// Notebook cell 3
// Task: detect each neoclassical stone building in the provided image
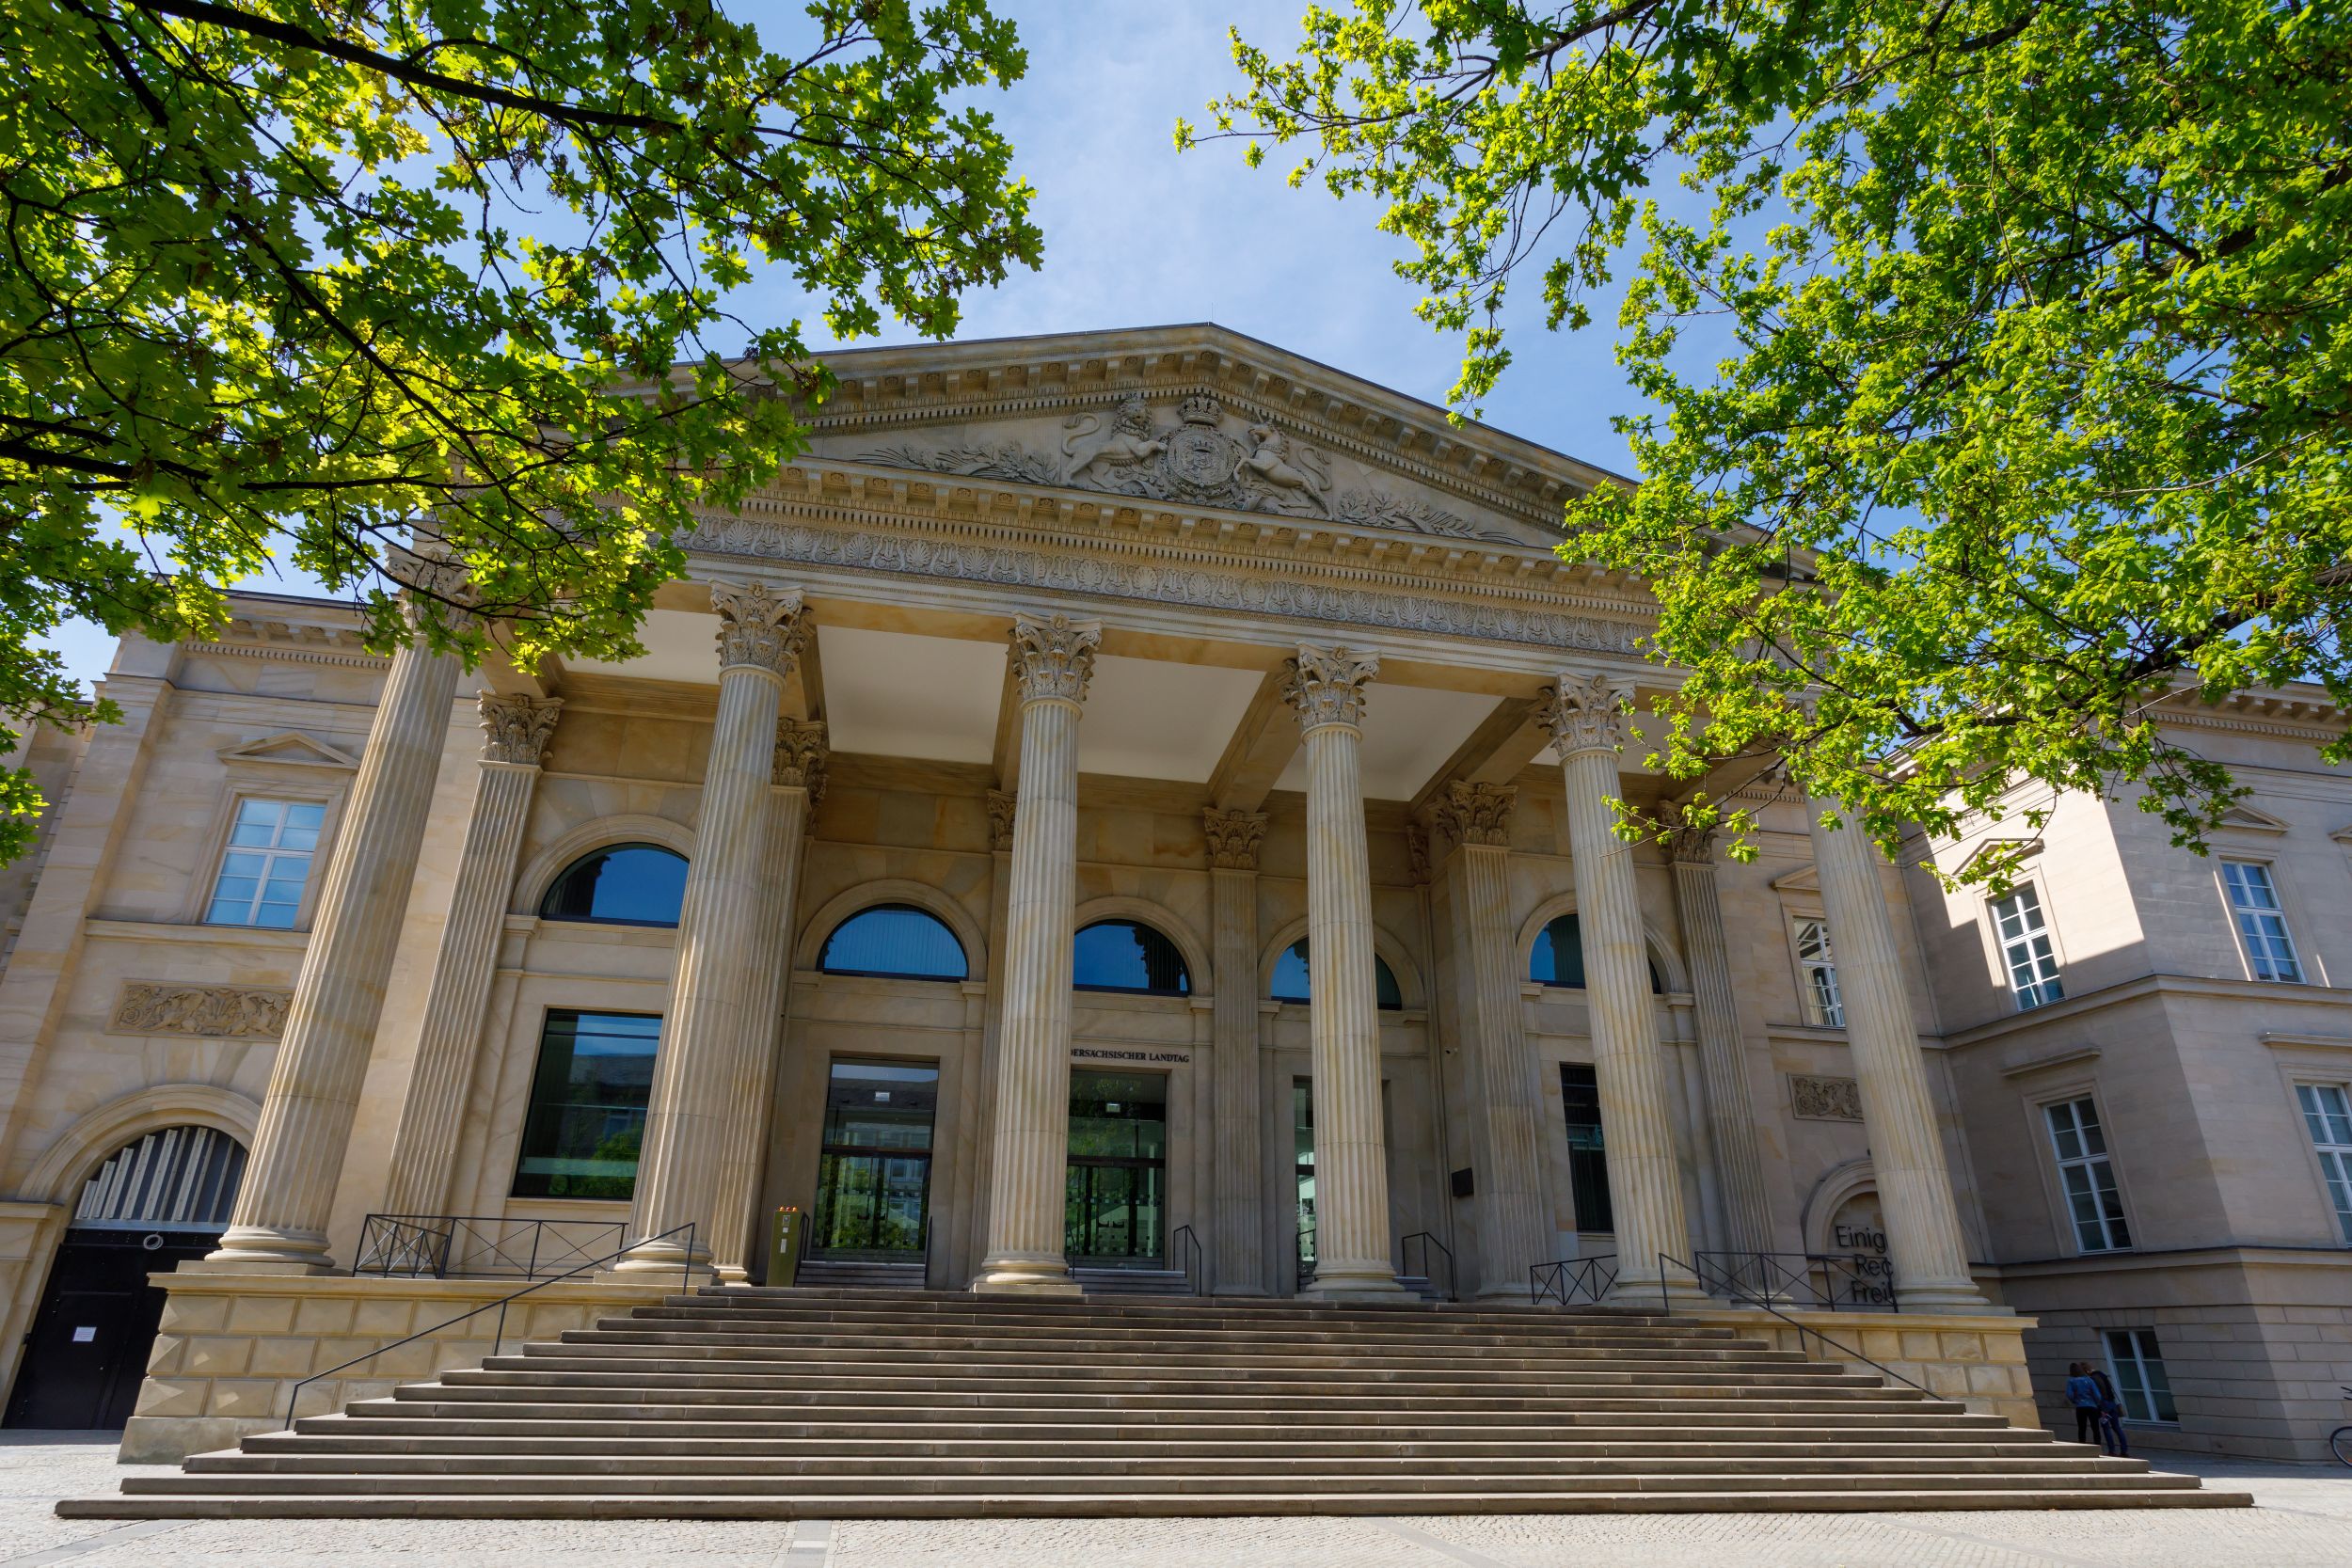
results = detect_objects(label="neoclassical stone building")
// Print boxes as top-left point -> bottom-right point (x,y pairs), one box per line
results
0,325 -> 2344,1464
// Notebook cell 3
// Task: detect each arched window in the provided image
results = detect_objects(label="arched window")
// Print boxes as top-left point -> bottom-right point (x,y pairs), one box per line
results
74,1125 -> 246,1230
1269,938 -> 1404,1011
820,904 -> 968,981
1531,913 -> 1665,994
1073,919 -> 1192,996
540,844 -> 689,927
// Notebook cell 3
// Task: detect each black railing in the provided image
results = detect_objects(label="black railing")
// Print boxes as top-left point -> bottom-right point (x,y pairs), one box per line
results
355,1213 -> 629,1282
1295,1221 -> 1315,1287
1694,1249 -> 1899,1312
1169,1224 -> 1204,1296
1669,1251 -> 1937,1399
1530,1253 -> 1618,1307
285,1222 -> 696,1427
1399,1231 -> 1455,1300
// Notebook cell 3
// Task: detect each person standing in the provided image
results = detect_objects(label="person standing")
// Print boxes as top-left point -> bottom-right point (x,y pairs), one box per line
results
2090,1365 -> 2132,1457
2064,1361 -> 2104,1447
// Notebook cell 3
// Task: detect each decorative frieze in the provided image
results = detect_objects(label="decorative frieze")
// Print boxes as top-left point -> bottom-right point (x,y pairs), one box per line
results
1536,672 -> 1632,755
683,515 -> 1650,657
111,983 -> 291,1039
1790,1073 -> 1866,1122
477,694 -> 563,766
1433,782 -> 1516,847
772,718 -> 830,800
985,789 -> 1017,851
1008,612 -> 1102,705
1280,644 -> 1379,731
711,581 -> 808,677
1202,809 -> 1268,871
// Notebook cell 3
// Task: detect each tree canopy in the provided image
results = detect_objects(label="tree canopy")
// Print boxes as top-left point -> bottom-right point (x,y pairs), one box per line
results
1190,0 -> 2352,879
0,0 -> 1039,861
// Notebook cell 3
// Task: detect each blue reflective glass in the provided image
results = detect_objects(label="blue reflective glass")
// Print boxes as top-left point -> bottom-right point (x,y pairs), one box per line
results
1073,920 -> 1191,995
1531,914 -> 1663,993
1268,938 -> 1402,1010
540,844 -> 689,927
820,904 -> 968,981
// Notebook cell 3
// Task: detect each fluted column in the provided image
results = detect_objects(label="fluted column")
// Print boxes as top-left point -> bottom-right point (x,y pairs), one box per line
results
613,583 -> 804,1275
1807,798 -> 1990,1308
1283,645 -> 1404,1299
1435,783 -> 1549,1298
381,693 -> 564,1215
209,563 -> 469,1270
709,719 -> 825,1282
972,612 -> 1101,1295
1662,806 -> 1774,1257
1537,673 -> 1705,1305
1205,809 -> 1269,1295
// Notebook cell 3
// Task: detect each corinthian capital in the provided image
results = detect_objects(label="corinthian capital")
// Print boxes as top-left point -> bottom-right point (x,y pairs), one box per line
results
711,581 -> 808,677
985,788 -> 1017,851
772,718 -> 829,800
1433,781 -> 1516,847
388,544 -> 482,632
1009,611 -> 1102,704
477,693 -> 563,766
1202,808 -> 1268,871
1536,672 -> 1632,756
1658,800 -> 1716,864
1279,644 -> 1378,730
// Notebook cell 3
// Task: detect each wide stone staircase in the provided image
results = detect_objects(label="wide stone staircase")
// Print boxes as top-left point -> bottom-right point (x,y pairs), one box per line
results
63,1288 -> 2248,1518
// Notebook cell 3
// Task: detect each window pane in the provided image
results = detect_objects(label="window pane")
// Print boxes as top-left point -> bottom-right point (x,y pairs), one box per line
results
513,1010 -> 661,1199
819,904 -> 968,980
540,844 -> 691,927
1560,1063 -> 1613,1233
1270,939 -> 1403,1011
251,900 -> 299,929
1072,920 -> 1190,995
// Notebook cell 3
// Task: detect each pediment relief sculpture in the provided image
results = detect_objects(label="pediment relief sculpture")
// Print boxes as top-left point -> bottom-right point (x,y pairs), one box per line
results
858,391 -> 1526,545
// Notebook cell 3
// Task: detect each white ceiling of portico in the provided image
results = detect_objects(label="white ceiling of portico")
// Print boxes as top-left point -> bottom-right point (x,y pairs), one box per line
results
1274,684 -> 1502,801
818,625 -> 1006,764
564,609 -> 720,685
1075,655 -> 1264,784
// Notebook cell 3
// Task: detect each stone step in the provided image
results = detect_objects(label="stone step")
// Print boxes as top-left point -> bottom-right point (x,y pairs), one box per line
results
188,1451 -> 2146,1480
647,1291 -> 1687,1331
373,1386 -> 1942,1417
567,1322 -> 1775,1355
118,1465 -> 2204,1498
449,1362 -> 1873,1394
56,1485 -> 2256,1520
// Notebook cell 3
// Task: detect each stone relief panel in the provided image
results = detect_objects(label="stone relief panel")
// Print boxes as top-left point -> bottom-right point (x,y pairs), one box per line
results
1789,1073 -> 1865,1122
846,391 -> 1530,545
111,982 -> 292,1038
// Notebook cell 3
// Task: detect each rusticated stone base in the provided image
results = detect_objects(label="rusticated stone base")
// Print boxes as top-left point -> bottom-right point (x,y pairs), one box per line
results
121,1268 -> 677,1463
1679,1305 -> 2041,1430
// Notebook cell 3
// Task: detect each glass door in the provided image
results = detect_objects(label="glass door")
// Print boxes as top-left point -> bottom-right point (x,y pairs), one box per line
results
1294,1078 -> 1316,1278
1065,1069 -> 1167,1267
811,1060 -> 939,1259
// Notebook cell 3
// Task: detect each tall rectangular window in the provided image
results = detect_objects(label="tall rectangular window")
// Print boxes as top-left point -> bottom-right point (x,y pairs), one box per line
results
1990,883 -> 2063,1009
2044,1097 -> 2130,1252
2221,861 -> 2304,983
204,799 -> 325,927
1793,919 -> 1843,1027
512,1010 -> 661,1199
2102,1329 -> 2178,1423
1560,1063 -> 1613,1234
2296,1083 -> 2352,1243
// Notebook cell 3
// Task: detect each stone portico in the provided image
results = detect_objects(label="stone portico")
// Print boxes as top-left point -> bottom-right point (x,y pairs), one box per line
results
0,325 -> 2344,1468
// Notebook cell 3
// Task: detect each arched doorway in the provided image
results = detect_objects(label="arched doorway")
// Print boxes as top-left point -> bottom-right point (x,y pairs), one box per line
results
5,1125 -> 246,1429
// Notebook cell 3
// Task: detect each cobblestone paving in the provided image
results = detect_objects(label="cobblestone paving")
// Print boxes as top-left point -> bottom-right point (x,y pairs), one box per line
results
4,1436 -> 2346,1567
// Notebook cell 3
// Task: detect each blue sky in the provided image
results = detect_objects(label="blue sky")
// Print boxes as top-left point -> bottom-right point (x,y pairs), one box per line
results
44,0 -> 1647,691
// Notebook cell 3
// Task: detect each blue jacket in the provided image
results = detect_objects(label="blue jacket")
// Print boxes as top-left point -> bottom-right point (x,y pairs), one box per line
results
2064,1374 -> 2102,1409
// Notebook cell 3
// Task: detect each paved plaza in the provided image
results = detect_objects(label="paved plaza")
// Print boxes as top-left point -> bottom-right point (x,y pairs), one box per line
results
2,1435 -> 2347,1567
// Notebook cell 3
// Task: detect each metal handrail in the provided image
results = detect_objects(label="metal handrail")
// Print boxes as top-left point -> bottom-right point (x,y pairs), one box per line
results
1399,1231 -> 1455,1300
1665,1251 -> 1939,1400
356,1213 -> 628,1282
283,1222 -> 697,1428
1529,1253 -> 1618,1307
1693,1248 -> 1898,1312
1168,1224 -> 1204,1295
1295,1221 -> 1314,1286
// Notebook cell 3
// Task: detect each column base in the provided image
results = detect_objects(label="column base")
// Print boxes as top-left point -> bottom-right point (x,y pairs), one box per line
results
604,1235 -> 716,1285
1298,1259 -> 1407,1302
970,1252 -> 1082,1296
1605,1264 -> 1715,1313
198,1227 -> 335,1275
1896,1280 -> 2004,1313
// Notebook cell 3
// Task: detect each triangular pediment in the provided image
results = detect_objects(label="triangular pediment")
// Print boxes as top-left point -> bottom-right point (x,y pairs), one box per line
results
1770,863 -> 1820,894
2216,802 -> 2290,833
784,325 -> 1616,554
216,732 -> 358,771
1955,835 -> 2045,879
